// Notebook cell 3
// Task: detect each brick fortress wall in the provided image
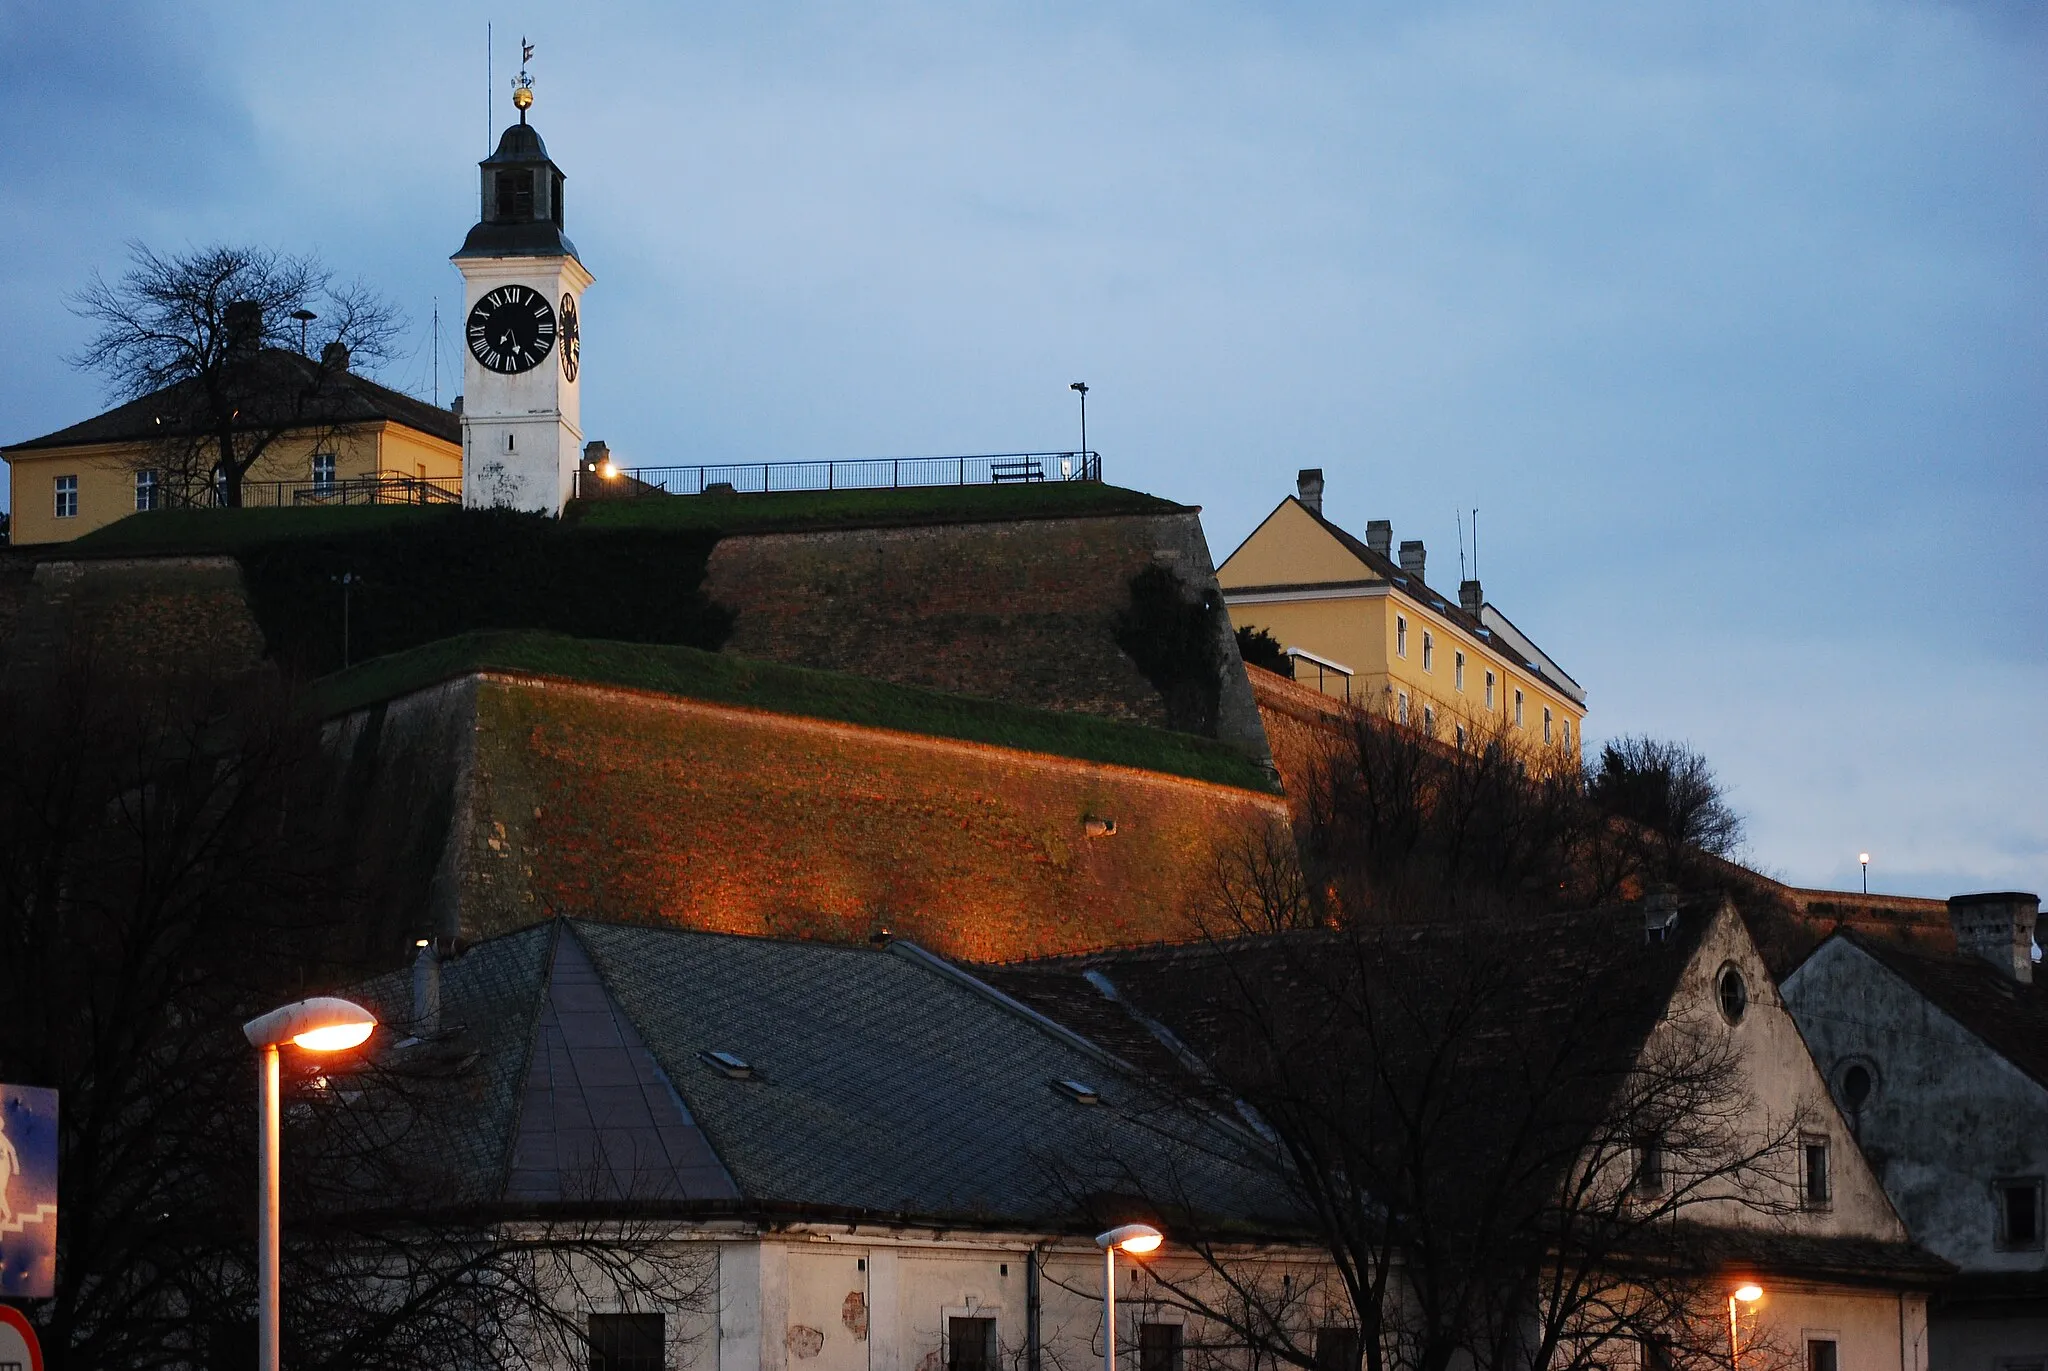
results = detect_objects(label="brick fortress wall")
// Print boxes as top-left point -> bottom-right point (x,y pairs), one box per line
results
704,510 -> 1271,764
327,671 -> 1289,962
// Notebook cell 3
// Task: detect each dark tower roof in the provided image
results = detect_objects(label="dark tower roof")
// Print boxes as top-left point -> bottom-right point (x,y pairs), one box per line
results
453,121 -> 581,262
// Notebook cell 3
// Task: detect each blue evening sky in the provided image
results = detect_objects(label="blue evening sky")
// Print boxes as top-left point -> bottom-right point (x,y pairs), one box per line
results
3,2 -> 2041,898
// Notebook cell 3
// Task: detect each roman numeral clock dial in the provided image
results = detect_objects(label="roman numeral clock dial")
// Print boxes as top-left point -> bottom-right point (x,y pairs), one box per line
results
465,284 -> 557,373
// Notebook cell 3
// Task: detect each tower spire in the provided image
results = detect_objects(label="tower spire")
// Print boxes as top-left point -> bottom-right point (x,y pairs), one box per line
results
512,37 -> 535,123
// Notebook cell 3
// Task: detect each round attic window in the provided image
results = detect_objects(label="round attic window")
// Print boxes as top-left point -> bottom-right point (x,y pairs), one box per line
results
1716,965 -> 1749,1024
1835,1059 -> 1877,1112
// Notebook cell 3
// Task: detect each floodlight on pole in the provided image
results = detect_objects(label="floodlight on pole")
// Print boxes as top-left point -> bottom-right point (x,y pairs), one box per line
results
1095,1224 -> 1162,1371
243,997 -> 377,1371
1858,853 -> 1870,895
1727,1283 -> 1763,1371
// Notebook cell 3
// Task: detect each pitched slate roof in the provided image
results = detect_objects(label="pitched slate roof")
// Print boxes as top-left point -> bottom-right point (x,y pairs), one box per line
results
4,350 -> 460,453
1839,931 -> 2048,1091
342,920 -> 1294,1231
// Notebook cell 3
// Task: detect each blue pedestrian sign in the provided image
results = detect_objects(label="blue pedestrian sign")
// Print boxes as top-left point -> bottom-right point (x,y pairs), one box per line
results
0,1084 -> 57,1300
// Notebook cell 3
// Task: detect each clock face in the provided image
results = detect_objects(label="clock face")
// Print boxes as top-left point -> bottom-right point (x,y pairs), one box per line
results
466,284 -> 557,374
559,294 -> 580,382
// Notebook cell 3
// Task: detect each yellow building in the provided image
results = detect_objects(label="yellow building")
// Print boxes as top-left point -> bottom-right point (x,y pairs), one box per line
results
4,354 -> 463,546
1218,469 -> 1586,755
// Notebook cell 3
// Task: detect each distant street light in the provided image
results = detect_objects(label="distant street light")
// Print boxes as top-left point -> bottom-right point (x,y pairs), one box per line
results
1095,1224 -> 1162,1371
1728,1283 -> 1764,1371
333,572 -> 362,669
289,309 -> 318,354
1859,853 -> 1871,894
243,997 -> 377,1371
1070,381 -> 1090,469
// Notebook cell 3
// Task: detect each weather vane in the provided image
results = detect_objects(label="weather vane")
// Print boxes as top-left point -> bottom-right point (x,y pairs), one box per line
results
512,36 -> 536,120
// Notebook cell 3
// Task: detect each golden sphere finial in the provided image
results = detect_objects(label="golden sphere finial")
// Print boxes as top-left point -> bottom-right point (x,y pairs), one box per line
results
512,82 -> 534,112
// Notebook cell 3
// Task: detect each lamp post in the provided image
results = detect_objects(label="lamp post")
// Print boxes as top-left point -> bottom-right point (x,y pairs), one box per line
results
289,309 -> 318,355
243,997 -> 378,1371
1095,1224 -> 1162,1371
1727,1283 -> 1763,1371
1858,853 -> 1870,895
1070,382 -> 1089,470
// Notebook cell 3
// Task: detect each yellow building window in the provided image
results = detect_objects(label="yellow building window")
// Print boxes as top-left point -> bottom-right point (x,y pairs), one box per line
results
1514,689 -> 1525,728
1423,704 -> 1436,735
1396,615 -> 1408,658
1485,670 -> 1496,710
1454,651 -> 1465,691
54,474 -> 78,519
1543,707 -> 1553,744
1422,631 -> 1434,672
1397,691 -> 1409,725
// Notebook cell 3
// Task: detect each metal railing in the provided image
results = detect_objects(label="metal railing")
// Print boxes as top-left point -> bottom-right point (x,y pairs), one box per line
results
576,450 -> 1102,499
168,474 -> 463,510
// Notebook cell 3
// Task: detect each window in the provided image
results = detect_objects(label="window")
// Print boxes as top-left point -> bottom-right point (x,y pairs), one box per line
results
1455,724 -> 1467,749
312,451 -> 337,491
496,168 -> 535,220
949,1318 -> 996,1371
1995,1178 -> 2045,1250
1397,691 -> 1409,725
1563,719 -> 1573,751
506,431 -> 517,452
1717,966 -> 1748,1024
1513,689 -> 1525,728
1803,1138 -> 1831,1208
1485,671 -> 1496,709
135,469 -> 160,512
1543,707 -> 1554,744
1422,631 -> 1434,671
1314,1328 -> 1362,1371
589,1313 -> 664,1371
1396,615 -> 1408,657
1808,1340 -> 1838,1371
1423,705 -> 1436,735
1140,1324 -> 1183,1371
1455,651 -> 1465,691
1834,1060 -> 1877,1113
55,474 -> 78,519
1634,1135 -> 1666,1197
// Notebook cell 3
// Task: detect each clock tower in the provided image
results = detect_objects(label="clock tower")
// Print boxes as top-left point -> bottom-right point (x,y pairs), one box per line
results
452,79 -> 592,514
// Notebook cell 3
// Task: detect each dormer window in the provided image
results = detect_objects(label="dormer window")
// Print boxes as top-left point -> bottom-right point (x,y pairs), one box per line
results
495,169 -> 534,220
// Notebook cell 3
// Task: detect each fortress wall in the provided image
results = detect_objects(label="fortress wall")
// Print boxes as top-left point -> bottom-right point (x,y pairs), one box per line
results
2,555 -> 267,679
400,672 -> 1289,960
703,511 -> 1271,763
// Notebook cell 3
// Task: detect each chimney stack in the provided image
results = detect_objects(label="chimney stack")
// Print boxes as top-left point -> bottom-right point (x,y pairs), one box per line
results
1460,579 -> 1484,617
412,941 -> 443,1036
224,300 -> 263,357
1948,891 -> 2040,983
1366,520 -> 1393,557
584,440 -> 611,469
1399,540 -> 1426,581
321,341 -> 351,373
1295,469 -> 1325,515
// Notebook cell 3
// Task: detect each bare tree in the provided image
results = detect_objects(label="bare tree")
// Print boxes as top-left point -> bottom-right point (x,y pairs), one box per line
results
1588,739 -> 1745,864
1059,909 -> 1812,1371
0,622 -> 703,1370
69,243 -> 405,507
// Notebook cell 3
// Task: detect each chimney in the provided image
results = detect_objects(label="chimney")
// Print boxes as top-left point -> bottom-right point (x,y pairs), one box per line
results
450,395 -> 463,416
1460,579 -> 1484,617
321,341 -> 351,373
224,300 -> 263,357
1366,520 -> 1393,557
1399,539 -> 1426,581
584,440 -> 610,470
412,941 -> 442,1036
1948,892 -> 2040,983
1295,468 -> 1325,516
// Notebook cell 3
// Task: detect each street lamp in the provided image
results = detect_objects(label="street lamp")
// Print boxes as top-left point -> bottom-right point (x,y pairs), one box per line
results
243,997 -> 377,1371
1727,1283 -> 1763,1371
1095,1224 -> 1163,1371
1858,853 -> 1870,895
289,309 -> 318,354
1070,382 -> 1090,468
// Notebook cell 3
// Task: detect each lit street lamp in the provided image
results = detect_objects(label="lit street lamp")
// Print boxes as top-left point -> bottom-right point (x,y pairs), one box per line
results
1858,853 -> 1871,895
1095,1224 -> 1163,1371
242,997 -> 378,1371
1728,1283 -> 1764,1371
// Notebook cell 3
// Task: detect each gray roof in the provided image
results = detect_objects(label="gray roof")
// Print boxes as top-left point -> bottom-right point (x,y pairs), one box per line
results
341,920 -> 1294,1232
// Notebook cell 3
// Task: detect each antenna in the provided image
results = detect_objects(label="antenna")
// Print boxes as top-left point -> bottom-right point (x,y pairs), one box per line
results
1456,509 -> 1467,582
1471,508 -> 1480,582
486,23 -> 493,149
431,299 -> 440,407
